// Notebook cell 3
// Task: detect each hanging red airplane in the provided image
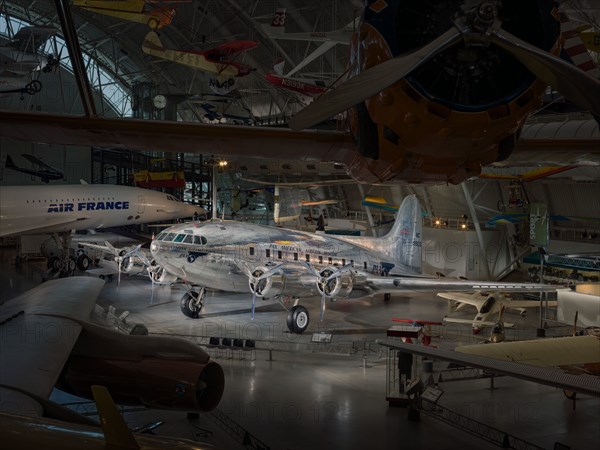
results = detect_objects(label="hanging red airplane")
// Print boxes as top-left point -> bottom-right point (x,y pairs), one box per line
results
0,1 -> 599,185
142,31 -> 257,78
265,59 -> 328,97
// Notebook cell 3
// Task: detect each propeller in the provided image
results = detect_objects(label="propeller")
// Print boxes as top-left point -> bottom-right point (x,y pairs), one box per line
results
114,244 -> 142,289
289,9 -> 600,131
572,310 -> 579,336
303,262 -> 354,321
247,263 -> 283,319
289,26 -> 462,131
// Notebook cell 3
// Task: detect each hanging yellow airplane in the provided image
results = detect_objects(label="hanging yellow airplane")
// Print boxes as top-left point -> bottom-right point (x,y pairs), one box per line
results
1,1 -> 599,185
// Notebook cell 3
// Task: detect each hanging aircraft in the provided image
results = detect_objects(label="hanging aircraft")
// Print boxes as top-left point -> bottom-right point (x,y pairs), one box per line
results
0,25 -> 58,97
0,276 -> 224,448
4,153 -> 64,183
0,183 -> 203,276
1,1 -> 599,185
265,59 -> 329,96
73,0 -> 191,30
438,291 -> 556,334
145,195 -> 551,334
142,31 -> 257,79
260,8 -> 357,77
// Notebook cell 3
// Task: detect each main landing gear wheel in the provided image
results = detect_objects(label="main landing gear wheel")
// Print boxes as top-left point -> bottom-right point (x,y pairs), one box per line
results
47,256 -> 61,273
76,254 -> 91,271
180,289 -> 205,319
286,305 -> 309,334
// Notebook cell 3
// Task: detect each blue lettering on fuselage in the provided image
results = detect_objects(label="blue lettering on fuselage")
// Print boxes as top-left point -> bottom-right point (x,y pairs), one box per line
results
47,201 -> 130,213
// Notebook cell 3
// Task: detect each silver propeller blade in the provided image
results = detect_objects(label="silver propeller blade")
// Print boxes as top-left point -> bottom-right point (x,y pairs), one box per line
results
490,27 -> 600,116
289,26 -> 462,130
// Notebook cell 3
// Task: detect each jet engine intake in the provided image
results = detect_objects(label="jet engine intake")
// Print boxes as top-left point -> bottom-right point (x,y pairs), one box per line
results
57,322 -> 224,411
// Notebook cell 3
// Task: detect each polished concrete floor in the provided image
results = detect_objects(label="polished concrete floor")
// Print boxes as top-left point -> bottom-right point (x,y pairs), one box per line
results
2,252 -> 599,450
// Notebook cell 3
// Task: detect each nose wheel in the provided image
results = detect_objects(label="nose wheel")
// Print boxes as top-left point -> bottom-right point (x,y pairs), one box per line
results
180,288 -> 206,318
286,305 -> 309,334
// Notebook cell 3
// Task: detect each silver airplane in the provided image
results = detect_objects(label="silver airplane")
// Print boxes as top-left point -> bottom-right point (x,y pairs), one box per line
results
149,195 -> 550,334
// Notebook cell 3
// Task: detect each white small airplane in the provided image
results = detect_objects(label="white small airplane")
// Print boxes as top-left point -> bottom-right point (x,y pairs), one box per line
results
439,291 -> 557,334
0,183 -> 203,276
0,26 -> 58,96
260,8 -> 356,77
148,195 -> 551,334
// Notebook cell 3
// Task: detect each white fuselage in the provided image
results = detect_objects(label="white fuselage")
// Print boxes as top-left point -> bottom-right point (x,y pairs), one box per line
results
0,184 -> 202,237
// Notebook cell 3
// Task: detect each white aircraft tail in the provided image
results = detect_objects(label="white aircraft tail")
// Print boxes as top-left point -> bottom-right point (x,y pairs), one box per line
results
142,31 -> 164,51
381,194 -> 422,273
273,59 -> 285,76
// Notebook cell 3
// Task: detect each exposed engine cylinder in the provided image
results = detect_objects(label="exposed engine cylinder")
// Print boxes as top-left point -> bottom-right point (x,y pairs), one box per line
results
317,268 -> 353,299
149,260 -> 177,284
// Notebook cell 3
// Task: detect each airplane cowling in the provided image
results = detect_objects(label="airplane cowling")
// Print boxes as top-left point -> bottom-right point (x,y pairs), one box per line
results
57,356 -> 224,412
317,267 -> 353,299
248,265 -> 318,299
57,322 -> 224,411
148,260 -> 177,284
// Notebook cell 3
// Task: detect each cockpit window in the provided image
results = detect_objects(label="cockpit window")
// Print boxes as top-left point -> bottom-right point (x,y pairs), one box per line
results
162,233 -> 176,242
166,195 -> 180,202
183,235 -> 193,243
173,234 -> 186,243
156,232 -> 166,240
479,296 -> 496,314
193,236 -> 207,245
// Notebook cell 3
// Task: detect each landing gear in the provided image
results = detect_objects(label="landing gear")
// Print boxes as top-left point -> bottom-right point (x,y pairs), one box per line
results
286,305 -> 309,334
47,256 -> 61,273
180,288 -> 206,318
384,293 -> 391,302
76,254 -> 91,271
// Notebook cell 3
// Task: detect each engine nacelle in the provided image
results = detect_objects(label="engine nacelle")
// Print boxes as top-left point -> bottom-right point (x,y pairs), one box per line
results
317,267 -> 354,299
57,323 -> 224,411
248,265 -> 318,299
148,260 -> 177,284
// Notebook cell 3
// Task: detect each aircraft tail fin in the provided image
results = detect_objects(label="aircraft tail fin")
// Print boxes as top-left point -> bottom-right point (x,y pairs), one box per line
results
273,59 -> 285,76
142,31 -> 164,52
5,154 -> 16,169
382,194 -> 422,273
91,385 -> 140,449
271,8 -> 286,29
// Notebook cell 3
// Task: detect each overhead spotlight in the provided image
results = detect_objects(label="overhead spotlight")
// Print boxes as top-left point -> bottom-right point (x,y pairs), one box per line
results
434,218 -> 441,226
442,220 -> 449,227
461,223 -> 468,230
218,160 -> 228,167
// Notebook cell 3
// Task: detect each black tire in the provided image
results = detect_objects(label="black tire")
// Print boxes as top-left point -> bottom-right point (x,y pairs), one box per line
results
76,254 -> 91,271
47,256 -> 61,273
181,292 -> 202,319
286,305 -> 309,334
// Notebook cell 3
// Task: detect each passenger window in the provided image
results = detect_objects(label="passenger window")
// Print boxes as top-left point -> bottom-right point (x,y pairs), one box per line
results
306,254 -> 310,263
328,257 -> 332,265
293,252 -> 298,261
319,256 -> 323,264
278,250 -> 282,260
249,247 -> 255,256
364,262 -> 367,269
342,259 -> 346,265
266,249 -> 271,258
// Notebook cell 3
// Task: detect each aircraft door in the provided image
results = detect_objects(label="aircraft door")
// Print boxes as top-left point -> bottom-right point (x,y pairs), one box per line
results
138,196 -> 145,214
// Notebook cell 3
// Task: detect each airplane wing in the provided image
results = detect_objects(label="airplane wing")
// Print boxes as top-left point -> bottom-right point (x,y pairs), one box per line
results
377,338 -> 600,397
0,214 -> 91,237
437,292 -> 485,308
9,26 -> 57,52
20,153 -> 63,172
443,317 -> 515,328
370,276 -> 552,294
0,111 -> 354,163
0,277 -> 105,416
455,335 -> 600,369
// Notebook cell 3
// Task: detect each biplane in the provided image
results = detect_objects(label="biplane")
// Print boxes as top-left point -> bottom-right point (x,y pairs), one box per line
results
0,1 -> 599,186
0,26 -> 57,97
